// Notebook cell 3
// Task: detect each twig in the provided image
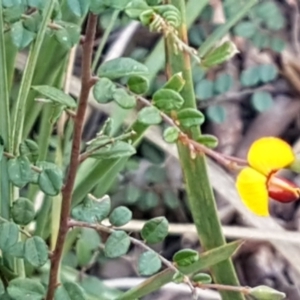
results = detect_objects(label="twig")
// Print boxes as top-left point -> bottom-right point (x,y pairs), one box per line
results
68,219 -> 197,297
45,14 -> 97,300
195,282 -> 250,295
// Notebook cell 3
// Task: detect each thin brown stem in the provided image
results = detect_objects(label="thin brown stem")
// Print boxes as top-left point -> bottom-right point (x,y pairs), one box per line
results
68,219 -> 196,296
45,14 -> 97,300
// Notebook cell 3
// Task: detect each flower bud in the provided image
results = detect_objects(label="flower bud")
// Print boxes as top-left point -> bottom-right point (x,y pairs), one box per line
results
249,285 -> 286,300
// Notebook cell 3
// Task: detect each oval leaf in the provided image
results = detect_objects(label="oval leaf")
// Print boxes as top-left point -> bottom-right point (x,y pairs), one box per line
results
109,206 -> 132,227
196,134 -> 218,149
24,236 -> 48,268
192,273 -> 212,284
137,106 -> 162,125
71,195 -> 111,223
32,85 -> 77,108
38,166 -> 63,196
206,105 -> 226,124
93,78 -> 116,103
163,127 -> 179,143
11,197 -> 35,225
251,91 -> 274,112
127,75 -> 149,94
7,278 -> 45,300
8,156 -> 32,188
0,222 -> 19,252
55,281 -> 86,300
163,72 -> 185,92
97,57 -> 149,79
141,217 -> 168,244
90,141 -> 136,160
104,230 -> 131,258
173,249 -> 199,267
153,89 -> 184,111
11,21 -> 35,49
177,108 -> 205,128
67,0 -> 90,17
113,88 -> 136,109
138,250 -> 161,276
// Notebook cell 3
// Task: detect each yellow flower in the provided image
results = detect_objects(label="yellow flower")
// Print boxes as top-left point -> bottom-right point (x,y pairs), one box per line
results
236,137 -> 300,216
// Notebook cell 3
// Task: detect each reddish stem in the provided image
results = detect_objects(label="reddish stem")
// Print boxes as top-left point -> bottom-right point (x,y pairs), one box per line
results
45,14 -> 97,300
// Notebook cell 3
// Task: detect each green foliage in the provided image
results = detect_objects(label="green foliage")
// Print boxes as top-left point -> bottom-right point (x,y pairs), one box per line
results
138,250 -> 161,275
192,273 -> 212,284
93,78 -> 116,103
55,281 -> 86,300
196,134 -> 219,149
137,106 -> 162,125
7,278 -> 45,300
173,249 -> 199,267
153,89 -> 184,111
104,230 -> 131,258
72,195 -> 111,223
206,105 -> 226,124
0,222 -> 19,252
127,75 -> 149,94
8,156 -> 32,188
113,88 -> 137,109
251,91 -> 274,112
177,108 -> 205,128
249,285 -> 286,300
109,206 -> 132,227
11,197 -> 35,225
141,217 -> 168,244
163,127 -> 180,143
38,165 -> 63,196
24,236 -> 48,268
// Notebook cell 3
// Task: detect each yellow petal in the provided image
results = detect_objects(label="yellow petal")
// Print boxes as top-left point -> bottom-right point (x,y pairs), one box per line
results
236,167 -> 269,216
248,137 -> 295,175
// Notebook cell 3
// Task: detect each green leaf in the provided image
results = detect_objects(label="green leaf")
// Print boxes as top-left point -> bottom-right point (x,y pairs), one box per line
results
0,222 -> 19,252
24,236 -> 48,268
90,141 -> 136,159
110,0 -> 132,10
89,0 -> 107,13
55,281 -> 86,300
113,88 -> 136,109
104,230 -> 131,258
38,166 -> 63,196
137,191 -> 159,211
163,127 -> 179,143
214,73 -> 233,94
163,190 -> 180,209
258,64 -> 277,83
54,21 -> 81,50
173,249 -> 199,267
22,12 -> 42,33
71,195 -> 111,223
196,134 -> 219,149
67,0 -> 90,17
144,165 -> 166,184
137,106 -> 162,125
125,0 -> 150,19
206,105 -> 226,123
97,57 -> 149,80
10,21 -> 35,49
109,206 -> 132,227
27,0 -> 45,9
177,108 -> 205,128
32,85 -> 77,108
76,238 -> 92,267
270,37 -> 285,53
11,197 -> 35,225
127,75 -> 149,94
233,21 -> 256,38
195,79 -> 214,100
81,227 -> 101,250
153,89 -> 184,111
3,0 -> 22,7
8,156 -> 32,188
93,78 -> 116,103
7,278 -> 45,300
141,217 -> 168,244
138,250 -> 162,276
249,285 -> 286,300
19,139 -> 39,163
7,242 -> 24,258
201,41 -> 238,68
192,273 -> 212,284
125,184 -> 142,204
240,66 -> 260,87
172,272 -> 185,284
251,31 -> 269,49
251,91 -> 274,112
163,72 -> 185,92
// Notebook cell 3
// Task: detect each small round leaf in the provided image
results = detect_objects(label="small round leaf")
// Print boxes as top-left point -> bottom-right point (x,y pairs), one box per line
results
93,78 -> 116,103
55,281 -> 86,300
104,230 -> 131,258
173,249 -> 199,267
137,106 -> 162,125
163,127 -> 179,143
251,91 -> 274,112
8,156 -> 32,188
38,166 -> 63,196
141,217 -> 169,244
7,278 -> 45,300
113,88 -> 136,109
206,105 -> 226,123
0,222 -> 19,252
138,250 -> 162,276
109,206 -> 132,227
196,134 -> 218,149
153,89 -> 184,111
128,75 -> 149,94
192,273 -> 212,284
177,108 -> 205,128
11,197 -> 35,225
24,236 -> 48,268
